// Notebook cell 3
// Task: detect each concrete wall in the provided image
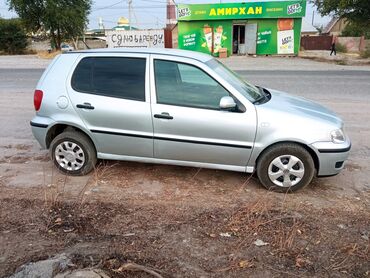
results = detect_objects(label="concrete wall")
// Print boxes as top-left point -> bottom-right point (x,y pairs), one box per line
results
364,40 -> 370,50
172,25 -> 178,49
28,39 -> 106,51
29,40 -> 50,51
77,39 -> 106,49
337,37 -> 362,52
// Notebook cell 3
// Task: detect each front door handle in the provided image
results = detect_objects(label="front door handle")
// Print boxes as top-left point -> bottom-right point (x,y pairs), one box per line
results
154,112 -> 173,120
76,103 -> 95,110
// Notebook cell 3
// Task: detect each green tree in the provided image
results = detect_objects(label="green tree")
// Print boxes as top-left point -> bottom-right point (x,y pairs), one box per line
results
341,21 -> 370,39
311,0 -> 370,25
7,0 -> 91,50
0,18 -> 28,54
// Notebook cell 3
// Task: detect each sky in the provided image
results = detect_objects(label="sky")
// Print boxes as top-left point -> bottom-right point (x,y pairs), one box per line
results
0,0 -> 331,30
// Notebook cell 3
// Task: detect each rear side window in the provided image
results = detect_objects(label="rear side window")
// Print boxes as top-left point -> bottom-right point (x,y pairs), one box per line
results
71,57 -> 146,101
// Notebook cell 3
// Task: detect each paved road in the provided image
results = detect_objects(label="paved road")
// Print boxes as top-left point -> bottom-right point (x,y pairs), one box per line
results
1,68 -> 369,98
0,68 -> 43,93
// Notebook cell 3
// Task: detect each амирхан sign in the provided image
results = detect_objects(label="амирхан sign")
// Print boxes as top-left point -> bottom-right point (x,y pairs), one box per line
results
177,1 -> 306,21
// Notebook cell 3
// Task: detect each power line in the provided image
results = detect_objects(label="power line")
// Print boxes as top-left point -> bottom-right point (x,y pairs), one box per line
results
140,0 -> 168,3
94,19 -> 164,24
92,5 -> 165,11
92,0 -> 125,12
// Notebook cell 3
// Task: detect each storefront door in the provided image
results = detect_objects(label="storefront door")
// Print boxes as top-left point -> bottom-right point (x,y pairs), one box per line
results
245,23 -> 257,55
233,25 -> 245,55
233,23 -> 257,55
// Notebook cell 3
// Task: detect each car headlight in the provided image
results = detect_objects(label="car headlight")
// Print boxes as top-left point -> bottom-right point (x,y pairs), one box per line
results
331,129 -> 345,144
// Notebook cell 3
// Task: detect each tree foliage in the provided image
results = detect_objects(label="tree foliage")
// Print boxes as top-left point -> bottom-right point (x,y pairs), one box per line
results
0,18 -> 28,54
341,21 -> 370,39
311,0 -> 370,25
7,0 -> 91,49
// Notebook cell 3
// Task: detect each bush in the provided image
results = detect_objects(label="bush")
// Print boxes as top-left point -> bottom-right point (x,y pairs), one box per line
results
0,18 -> 28,54
335,43 -> 347,53
360,46 -> 370,58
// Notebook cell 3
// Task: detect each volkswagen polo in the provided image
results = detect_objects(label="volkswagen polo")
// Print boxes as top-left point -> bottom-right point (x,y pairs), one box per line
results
31,48 -> 351,192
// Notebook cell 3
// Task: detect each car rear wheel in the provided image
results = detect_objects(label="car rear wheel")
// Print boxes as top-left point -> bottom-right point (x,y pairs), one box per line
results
50,131 -> 97,176
257,143 -> 315,193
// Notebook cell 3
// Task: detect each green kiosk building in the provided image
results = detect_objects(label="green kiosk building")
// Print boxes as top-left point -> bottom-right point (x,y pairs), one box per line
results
177,0 -> 306,57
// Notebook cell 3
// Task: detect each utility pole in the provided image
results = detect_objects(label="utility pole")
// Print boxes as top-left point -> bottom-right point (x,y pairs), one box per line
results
128,0 -> 132,30
312,10 -> 315,26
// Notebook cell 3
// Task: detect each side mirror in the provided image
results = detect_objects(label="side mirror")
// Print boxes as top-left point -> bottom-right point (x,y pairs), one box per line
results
219,96 -> 237,110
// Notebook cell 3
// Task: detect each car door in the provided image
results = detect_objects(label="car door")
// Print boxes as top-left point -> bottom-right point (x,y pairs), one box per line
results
150,55 -> 257,169
67,53 -> 153,158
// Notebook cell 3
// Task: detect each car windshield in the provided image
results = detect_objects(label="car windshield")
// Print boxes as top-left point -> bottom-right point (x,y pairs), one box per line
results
206,58 -> 263,102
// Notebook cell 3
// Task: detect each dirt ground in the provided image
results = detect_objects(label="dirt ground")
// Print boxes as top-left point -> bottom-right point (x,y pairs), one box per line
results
299,50 -> 370,66
0,56 -> 369,277
1,166 -> 369,277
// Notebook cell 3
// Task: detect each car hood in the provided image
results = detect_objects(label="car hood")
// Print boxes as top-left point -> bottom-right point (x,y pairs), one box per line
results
258,89 -> 342,127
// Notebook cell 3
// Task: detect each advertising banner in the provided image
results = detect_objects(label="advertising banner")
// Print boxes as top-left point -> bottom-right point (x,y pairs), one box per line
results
178,21 -> 232,57
106,30 -> 165,48
277,30 -> 294,54
255,18 -> 301,55
178,1 -> 306,21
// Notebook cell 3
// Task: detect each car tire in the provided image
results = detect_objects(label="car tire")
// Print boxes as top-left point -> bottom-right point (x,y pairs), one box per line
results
257,143 -> 315,193
50,131 -> 97,176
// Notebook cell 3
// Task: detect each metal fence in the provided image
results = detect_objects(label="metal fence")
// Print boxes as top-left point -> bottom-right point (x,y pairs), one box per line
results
301,35 -> 333,50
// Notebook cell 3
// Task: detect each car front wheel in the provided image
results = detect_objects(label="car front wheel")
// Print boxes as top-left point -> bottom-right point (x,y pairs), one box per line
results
257,143 -> 315,193
50,131 -> 97,176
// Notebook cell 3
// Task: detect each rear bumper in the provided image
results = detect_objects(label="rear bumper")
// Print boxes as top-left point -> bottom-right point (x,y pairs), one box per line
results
311,141 -> 351,177
30,116 -> 55,149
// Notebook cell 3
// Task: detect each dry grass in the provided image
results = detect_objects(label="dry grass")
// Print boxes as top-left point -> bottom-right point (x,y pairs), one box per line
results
37,50 -> 61,59
43,165 -> 67,208
226,197 -> 309,254
2,162 -> 368,277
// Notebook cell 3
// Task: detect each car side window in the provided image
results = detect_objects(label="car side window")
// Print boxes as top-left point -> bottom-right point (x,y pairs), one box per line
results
154,59 -> 230,110
71,57 -> 146,101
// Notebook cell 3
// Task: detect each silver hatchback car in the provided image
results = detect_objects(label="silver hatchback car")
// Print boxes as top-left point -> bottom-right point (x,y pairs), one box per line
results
31,48 -> 351,192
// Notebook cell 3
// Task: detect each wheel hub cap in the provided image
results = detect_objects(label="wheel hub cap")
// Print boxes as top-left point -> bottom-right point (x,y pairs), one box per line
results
268,155 -> 305,188
55,141 -> 85,171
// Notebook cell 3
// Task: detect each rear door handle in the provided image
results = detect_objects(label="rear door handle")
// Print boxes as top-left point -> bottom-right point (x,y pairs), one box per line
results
154,112 -> 173,120
76,103 -> 95,110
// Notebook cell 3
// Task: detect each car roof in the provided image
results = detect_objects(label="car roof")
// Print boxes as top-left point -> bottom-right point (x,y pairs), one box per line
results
67,48 -> 213,63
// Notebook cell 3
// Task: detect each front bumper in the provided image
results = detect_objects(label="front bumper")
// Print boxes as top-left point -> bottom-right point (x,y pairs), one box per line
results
310,141 -> 351,177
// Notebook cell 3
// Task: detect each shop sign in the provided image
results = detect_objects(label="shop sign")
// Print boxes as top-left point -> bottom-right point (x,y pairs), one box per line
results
106,30 -> 165,48
177,1 -> 306,21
